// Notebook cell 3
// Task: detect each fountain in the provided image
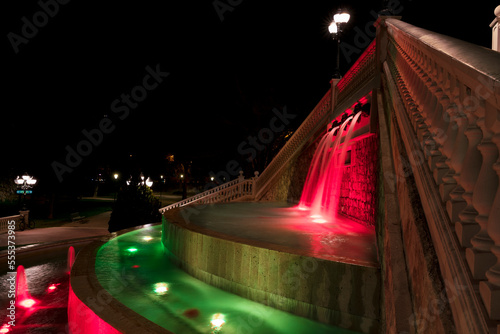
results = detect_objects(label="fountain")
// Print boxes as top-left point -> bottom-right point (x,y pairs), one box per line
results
15,266 -> 36,309
300,111 -> 363,223
67,98 -> 379,333
67,246 -> 76,273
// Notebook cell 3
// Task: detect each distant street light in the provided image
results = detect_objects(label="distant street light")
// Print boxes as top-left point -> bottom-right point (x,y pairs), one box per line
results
329,8 -> 351,79
114,173 -> 119,180
126,174 -> 153,188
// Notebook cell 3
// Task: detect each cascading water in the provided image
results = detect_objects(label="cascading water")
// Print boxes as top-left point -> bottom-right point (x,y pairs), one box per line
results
299,111 -> 362,223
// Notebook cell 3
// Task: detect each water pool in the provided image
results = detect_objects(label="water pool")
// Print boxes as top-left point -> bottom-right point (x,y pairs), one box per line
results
95,225 -> 359,334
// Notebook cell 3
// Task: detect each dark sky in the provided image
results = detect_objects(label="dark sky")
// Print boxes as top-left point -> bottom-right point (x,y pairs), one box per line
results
3,0 -> 497,187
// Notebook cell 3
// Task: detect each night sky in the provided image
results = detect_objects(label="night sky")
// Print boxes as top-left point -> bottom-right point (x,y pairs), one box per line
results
3,0 -> 497,189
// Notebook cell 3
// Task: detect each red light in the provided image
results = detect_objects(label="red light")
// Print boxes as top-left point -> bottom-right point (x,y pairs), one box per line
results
132,265 -> 140,268
19,298 -> 36,308
0,325 -> 10,333
48,284 -> 57,292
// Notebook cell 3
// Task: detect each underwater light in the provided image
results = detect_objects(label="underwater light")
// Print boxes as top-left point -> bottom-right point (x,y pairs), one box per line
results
18,298 -> 36,308
126,247 -> 138,253
153,282 -> 169,295
142,236 -> 153,241
210,313 -> 226,329
47,284 -> 58,292
0,325 -> 10,333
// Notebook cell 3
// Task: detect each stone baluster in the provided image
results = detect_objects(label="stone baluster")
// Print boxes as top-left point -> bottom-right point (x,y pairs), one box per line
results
446,111 -> 468,223
455,87 -> 483,247
420,60 -> 446,170
433,67 -> 453,185
480,123 -> 500,320
440,78 -> 463,202
466,101 -> 498,279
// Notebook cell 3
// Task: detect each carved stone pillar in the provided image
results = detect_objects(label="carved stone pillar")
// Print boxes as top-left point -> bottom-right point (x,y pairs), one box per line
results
466,102 -> 498,279
446,114 -> 468,224
455,120 -> 482,248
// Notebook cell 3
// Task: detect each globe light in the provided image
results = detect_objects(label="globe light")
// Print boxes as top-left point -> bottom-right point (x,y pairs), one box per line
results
328,22 -> 338,34
333,10 -> 350,24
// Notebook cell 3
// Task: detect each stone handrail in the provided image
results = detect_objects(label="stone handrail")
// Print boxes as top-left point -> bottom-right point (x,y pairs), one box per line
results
384,17 -> 500,330
0,214 -> 23,233
254,89 -> 332,199
336,40 -> 377,107
159,178 -> 254,213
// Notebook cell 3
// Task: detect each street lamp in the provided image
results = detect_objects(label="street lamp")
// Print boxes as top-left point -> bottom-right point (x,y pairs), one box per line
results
329,8 -> 350,79
14,173 -> 37,193
126,174 -> 153,188
14,173 -> 37,210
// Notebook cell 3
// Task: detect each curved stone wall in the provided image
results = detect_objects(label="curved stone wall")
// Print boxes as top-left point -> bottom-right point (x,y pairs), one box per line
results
162,210 -> 381,334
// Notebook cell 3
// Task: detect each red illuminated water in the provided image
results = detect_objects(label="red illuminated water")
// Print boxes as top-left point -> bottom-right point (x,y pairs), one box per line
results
300,112 -> 362,223
67,246 -> 75,273
15,266 -> 35,309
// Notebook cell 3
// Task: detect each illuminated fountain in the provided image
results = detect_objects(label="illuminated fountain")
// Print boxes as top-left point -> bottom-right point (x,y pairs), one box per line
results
15,266 -> 36,309
300,110 -> 364,223
67,246 -> 76,274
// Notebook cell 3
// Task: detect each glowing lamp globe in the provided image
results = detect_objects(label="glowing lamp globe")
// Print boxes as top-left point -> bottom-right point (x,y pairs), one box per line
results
328,22 -> 338,34
334,11 -> 350,24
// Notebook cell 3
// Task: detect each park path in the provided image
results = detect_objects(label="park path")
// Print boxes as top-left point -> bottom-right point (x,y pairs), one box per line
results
0,211 -> 111,249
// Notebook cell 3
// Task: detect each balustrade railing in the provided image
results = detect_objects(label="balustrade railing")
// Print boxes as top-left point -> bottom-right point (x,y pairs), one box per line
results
159,177 -> 255,213
384,17 -> 500,327
336,40 -> 377,106
0,214 -> 23,233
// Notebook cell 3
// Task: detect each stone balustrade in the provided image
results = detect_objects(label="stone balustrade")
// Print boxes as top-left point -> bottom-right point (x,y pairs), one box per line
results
0,214 -> 23,233
159,177 -> 255,213
384,17 -> 500,327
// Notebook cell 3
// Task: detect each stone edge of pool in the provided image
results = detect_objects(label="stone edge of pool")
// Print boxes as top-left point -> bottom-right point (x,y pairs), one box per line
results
163,207 -> 381,334
68,223 -> 172,334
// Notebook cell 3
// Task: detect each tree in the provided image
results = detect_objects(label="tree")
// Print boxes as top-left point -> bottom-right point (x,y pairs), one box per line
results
0,174 -> 16,202
108,184 -> 161,233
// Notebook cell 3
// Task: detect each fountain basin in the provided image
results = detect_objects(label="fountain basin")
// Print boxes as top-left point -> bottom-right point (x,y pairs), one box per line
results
164,202 -> 380,333
69,224 -> 358,333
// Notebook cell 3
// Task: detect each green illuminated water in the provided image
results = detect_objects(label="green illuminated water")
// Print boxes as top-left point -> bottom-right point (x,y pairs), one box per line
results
95,225 -> 358,334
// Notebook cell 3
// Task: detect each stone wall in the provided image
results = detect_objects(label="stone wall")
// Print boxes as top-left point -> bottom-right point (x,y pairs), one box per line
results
388,107 -> 456,333
339,134 -> 378,227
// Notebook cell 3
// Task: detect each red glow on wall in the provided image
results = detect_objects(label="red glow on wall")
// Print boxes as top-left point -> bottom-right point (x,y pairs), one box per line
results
68,285 -> 121,334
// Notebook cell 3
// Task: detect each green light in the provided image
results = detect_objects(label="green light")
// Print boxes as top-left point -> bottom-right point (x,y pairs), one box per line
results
153,282 -> 169,295
210,313 -> 226,330
127,247 -> 138,253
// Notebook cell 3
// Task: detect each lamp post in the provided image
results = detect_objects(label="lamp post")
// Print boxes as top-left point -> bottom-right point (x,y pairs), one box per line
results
14,173 -> 37,210
329,9 -> 350,79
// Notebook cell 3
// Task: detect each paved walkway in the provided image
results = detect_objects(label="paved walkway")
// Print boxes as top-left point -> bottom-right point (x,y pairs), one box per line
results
0,211 -> 111,249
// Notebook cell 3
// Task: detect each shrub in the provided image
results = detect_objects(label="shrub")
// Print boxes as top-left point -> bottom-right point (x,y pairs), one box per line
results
108,185 -> 161,232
